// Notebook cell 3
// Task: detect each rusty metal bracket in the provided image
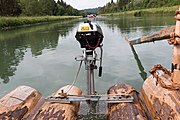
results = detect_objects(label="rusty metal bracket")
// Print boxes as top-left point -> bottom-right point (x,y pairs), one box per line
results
168,39 -> 178,45
168,32 -> 180,45
57,90 -> 68,99
149,64 -> 180,90
175,10 -> 180,16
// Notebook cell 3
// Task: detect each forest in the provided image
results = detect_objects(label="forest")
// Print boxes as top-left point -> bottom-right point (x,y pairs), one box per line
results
0,0 -> 80,16
1,0 -> 180,17
98,0 -> 180,14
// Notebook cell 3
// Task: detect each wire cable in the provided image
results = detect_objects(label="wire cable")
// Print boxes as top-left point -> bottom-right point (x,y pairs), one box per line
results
65,60 -> 83,93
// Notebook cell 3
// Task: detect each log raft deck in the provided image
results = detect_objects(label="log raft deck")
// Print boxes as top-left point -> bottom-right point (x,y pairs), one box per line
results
0,85 -> 82,120
0,84 -> 151,120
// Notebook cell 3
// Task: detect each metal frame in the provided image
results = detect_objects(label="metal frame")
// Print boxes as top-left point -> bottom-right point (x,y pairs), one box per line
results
45,94 -> 134,104
76,48 -> 100,95
46,47 -> 134,105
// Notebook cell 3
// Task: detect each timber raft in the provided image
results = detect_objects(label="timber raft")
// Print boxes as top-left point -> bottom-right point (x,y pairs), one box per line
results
1,9 -> 180,120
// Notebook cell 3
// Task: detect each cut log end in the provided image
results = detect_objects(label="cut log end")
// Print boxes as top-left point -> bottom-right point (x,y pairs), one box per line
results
0,86 -> 42,119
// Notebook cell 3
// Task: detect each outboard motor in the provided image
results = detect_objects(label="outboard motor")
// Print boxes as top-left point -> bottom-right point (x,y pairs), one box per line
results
75,20 -> 104,97
75,20 -> 104,50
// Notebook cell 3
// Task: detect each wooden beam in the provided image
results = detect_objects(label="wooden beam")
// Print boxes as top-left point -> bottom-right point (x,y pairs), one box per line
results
129,26 -> 175,45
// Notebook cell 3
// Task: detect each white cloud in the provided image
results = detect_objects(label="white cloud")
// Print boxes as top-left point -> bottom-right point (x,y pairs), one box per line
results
56,0 -> 117,10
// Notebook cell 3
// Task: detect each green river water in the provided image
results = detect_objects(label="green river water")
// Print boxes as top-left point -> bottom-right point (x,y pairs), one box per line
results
0,16 -> 175,99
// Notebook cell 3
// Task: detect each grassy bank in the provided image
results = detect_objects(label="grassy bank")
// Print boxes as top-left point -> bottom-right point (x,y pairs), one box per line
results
0,16 -> 81,30
101,5 -> 180,16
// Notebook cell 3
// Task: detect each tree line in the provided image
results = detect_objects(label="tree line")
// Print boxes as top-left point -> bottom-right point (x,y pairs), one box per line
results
0,0 -> 80,16
98,0 -> 180,14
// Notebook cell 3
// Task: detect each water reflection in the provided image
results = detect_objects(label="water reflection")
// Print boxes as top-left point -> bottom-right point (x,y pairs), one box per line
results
101,16 -> 175,35
130,45 -> 147,80
0,38 -> 26,83
0,20 -> 78,83
98,16 -> 173,82
0,16 -> 173,98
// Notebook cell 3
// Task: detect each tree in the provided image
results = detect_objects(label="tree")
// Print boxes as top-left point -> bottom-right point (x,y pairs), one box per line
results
13,0 -> 22,16
98,0 -> 179,14
0,0 -> 22,16
56,4 -> 65,15
20,0 -> 39,16
55,0 -> 80,16
0,0 -> 80,16
38,0 -> 56,16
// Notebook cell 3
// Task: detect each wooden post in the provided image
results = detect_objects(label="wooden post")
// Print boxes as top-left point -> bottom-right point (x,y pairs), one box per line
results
32,85 -> 82,120
0,86 -> 42,119
107,84 -> 149,120
171,8 -> 180,85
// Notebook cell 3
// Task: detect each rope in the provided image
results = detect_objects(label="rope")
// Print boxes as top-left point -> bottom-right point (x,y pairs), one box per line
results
65,61 -> 83,93
149,64 -> 180,90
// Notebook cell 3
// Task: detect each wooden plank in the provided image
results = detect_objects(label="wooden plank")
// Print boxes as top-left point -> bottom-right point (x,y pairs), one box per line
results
0,86 -> 42,119
32,85 -> 82,120
107,84 -> 148,120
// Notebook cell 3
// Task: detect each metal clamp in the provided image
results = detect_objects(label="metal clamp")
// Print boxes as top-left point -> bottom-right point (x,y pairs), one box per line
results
171,63 -> 180,71
168,32 -> 180,45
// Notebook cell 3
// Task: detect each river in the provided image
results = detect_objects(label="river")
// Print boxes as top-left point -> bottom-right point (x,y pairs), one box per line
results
0,16 -> 175,98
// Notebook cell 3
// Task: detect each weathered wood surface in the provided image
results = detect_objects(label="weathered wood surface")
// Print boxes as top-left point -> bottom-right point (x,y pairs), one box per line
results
0,86 -> 42,119
142,74 -> 180,120
129,26 -> 175,45
107,84 -> 149,120
32,85 -> 82,120
171,8 -> 180,86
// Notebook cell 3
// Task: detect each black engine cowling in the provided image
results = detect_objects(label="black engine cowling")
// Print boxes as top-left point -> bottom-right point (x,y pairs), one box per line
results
75,21 -> 103,50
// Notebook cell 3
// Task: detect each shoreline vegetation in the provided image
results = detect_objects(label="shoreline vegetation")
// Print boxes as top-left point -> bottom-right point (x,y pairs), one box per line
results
0,16 -> 81,30
1,5 -> 179,30
101,5 -> 180,16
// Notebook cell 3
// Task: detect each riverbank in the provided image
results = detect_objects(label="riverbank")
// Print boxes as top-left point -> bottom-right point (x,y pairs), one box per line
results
0,16 -> 81,30
101,5 -> 180,16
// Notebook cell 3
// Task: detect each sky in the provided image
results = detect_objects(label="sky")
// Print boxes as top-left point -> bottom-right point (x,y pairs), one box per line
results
59,0 -> 117,10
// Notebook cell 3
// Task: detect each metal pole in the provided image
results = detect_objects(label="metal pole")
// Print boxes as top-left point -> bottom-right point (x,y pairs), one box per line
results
90,68 -> 95,94
85,50 -> 97,113
86,50 -> 95,95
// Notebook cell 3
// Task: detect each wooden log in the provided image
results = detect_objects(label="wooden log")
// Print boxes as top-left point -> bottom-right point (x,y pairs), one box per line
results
142,73 -> 180,120
32,85 -> 82,120
0,86 -> 42,119
107,84 -> 149,120
171,8 -> 180,86
129,26 -> 175,45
